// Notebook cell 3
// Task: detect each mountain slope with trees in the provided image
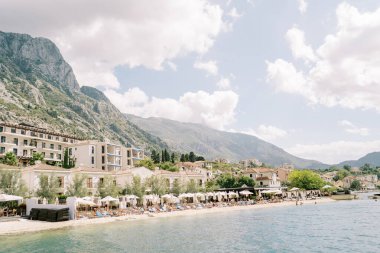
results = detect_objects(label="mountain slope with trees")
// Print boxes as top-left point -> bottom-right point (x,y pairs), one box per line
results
126,114 -> 328,169
0,31 -> 167,151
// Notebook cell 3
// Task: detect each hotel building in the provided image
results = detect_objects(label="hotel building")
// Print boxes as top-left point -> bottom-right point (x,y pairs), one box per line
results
0,123 -> 80,166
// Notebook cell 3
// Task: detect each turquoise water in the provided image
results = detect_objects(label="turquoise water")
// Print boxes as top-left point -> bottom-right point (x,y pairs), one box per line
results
1,195 -> 380,253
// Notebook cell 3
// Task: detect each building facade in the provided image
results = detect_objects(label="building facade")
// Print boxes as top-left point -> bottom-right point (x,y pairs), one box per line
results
243,168 -> 281,189
0,123 -> 80,166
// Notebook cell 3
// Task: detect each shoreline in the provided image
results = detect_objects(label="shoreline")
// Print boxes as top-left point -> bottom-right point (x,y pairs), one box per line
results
0,198 -> 335,236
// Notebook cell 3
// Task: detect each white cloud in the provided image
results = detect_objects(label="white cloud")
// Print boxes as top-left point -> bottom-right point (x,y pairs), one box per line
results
267,3 -> 380,111
285,26 -> 317,63
227,7 -> 242,20
297,0 -> 307,14
194,60 -> 219,76
105,88 -> 239,130
167,61 -> 177,71
0,0 -> 226,88
339,120 -> 369,136
287,140 -> 380,164
216,77 -> 231,89
232,125 -> 288,142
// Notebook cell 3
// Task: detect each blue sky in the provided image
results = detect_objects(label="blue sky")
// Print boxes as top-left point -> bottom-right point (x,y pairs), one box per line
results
1,0 -> 380,163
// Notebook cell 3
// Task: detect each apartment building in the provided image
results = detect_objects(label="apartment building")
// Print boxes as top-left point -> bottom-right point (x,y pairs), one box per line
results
243,168 -> 281,189
71,141 -> 145,171
0,123 -> 79,166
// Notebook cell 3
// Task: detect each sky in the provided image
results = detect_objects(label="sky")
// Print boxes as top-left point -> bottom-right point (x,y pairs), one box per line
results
1,0 -> 380,164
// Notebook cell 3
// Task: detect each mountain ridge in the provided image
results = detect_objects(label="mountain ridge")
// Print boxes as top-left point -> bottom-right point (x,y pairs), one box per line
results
0,31 -> 168,151
126,114 -> 329,169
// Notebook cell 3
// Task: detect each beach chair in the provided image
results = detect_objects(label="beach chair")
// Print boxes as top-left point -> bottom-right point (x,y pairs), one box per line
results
95,211 -> 104,218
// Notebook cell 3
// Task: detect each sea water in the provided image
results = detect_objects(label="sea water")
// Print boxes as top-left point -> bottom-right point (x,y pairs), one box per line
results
1,194 -> 379,253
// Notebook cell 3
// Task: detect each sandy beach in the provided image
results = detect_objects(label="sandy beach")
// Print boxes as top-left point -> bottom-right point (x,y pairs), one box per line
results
0,198 -> 335,236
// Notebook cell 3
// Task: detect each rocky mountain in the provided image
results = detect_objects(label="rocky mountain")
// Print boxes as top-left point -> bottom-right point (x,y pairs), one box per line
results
126,114 -> 328,169
0,31 -> 167,150
337,152 -> 380,168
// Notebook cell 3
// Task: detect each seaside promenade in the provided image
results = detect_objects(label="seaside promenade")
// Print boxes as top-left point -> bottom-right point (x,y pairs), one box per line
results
0,198 -> 334,236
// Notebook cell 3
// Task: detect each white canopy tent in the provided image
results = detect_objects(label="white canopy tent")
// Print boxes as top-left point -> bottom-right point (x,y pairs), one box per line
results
0,194 -> 23,202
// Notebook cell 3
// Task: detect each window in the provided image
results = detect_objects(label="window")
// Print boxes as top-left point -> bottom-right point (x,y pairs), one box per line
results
50,144 -> 54,150
91,146 -> 95,154
42,152 -> 45,157
50,153 -> 54,159
11,128 -> 16,133
0,147 -> 5,154
21,130 -> 26,135
127,160 -> 131,165
102,156 -> 105,164
250,174 -> 253,178
23,140 -> 28,146
87,178 -> 93,188
91,156 -> 95,164
113,180 -> 117,186
69,148 -> 72,156
99,178 -> 104,184
39,133 -> 44,138
57,177 -> 64,188
0,126 -> 3,132
127,150 -> 131,157
42,142 -> 46,148
58,145 -> 62,150
13,148 -> 17,155
13,138 -> 18,145
102,146 -> 105,154
58,154 -> 62,160
0,136 -> 5,143
48,135 -> 52,140
56,136 -> 59,141
102,166 -> 105,170
23,150 -> 28,156
199,179 -> 202,186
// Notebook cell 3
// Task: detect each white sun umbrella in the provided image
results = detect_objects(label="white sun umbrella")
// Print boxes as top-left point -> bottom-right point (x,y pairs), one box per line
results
322,185 -> 332,189
82,196 -> 93,201
162,194 -> 173,199
76,198 -> 97,206
101,196 -> 119,202
0,194 -> 23,202
239,190 -> 253,196
289,187 -> 300,192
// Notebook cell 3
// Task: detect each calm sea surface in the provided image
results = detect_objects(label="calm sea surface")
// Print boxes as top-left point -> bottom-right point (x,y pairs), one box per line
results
1,193 -> 380,253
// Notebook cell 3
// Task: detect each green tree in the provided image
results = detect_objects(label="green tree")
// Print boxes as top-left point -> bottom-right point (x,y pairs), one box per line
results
161,150 -> 165,163
63,148 -> 69,168
66,174 -> 88,197
159,162 -> 179,172
171,179 -> 185,195
205,179 -> 219,192
186,179 -> 199,193
171,153 -> 175,163
350,179 -> 361,190
288,170 -> 326,190
196,156 -> 205,161
184,154 -> 189,162
189,152 -> 196,162
337,169 -> 350,180
136,158 -> 155,170
216,173 -> 237,188
145,175 -> 169,196
0,170 -> 27,196
180,154 -> 185,162
36,174 -> 59,201
3,152 -> 17,166
30,152 -> 44,165
236,176 -> 255,187
97,176 -> 121,198
126,176 -> 145,201
343,165 -> 351,171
